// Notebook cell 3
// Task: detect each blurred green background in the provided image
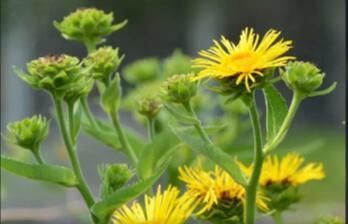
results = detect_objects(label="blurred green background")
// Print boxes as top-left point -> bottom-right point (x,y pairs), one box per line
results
0,0 -> 345,223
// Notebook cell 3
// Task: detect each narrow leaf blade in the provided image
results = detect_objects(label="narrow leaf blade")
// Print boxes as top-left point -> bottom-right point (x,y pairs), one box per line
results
1,156 -> 78,187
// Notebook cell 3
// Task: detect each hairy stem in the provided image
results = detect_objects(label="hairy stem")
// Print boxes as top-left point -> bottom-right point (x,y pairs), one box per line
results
81,96 -> 99,129
33,149 -> 45,164
147,118 -> 155,142
182,101 -> 212,144
244,93 -> 264,224
53,96 -> 95,211
110,113 -> 138,166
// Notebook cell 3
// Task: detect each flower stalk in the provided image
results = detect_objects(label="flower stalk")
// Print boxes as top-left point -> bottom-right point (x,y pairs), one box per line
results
53,95 -> 96,215
244,92 -> 264,224
110,112 -> 138,166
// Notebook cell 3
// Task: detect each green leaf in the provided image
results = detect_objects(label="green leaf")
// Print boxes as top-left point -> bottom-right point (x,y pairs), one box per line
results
0,156 -> 78,187
263,84 -> 288,142
101,74 -> 122,115
82,120 -> 121,150
91,171 -> 163,223
169,124 -> 246,185
136,129 -> 179,178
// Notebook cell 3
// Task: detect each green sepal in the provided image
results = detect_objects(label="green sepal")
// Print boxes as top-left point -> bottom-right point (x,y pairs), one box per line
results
1,156 -> 78,187
308,82 -> 337,97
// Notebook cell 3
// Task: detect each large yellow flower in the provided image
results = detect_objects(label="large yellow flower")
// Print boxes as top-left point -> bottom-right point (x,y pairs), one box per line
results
111,185 -> 197,224
178,164 -> 269,215
237,153 -> 325,186
192,28 -> 295,91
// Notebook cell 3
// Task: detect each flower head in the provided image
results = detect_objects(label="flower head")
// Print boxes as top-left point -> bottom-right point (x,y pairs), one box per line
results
281,61 -> 325,95
238,153 -> 325,187
178,163 -> 268,217
137,96 -> 163,119
162,73 -> 197,104
98,164 -> 133,199
54,8 -> 127,45
84,46 -> 124,85
6,115 -> 49,152
193,28 -> 294,92
15,54 -> 93,100
111,185 -> 197,224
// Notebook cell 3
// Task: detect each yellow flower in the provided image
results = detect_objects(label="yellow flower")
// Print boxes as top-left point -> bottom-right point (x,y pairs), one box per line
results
178,164 -> 269,215
237,153 -> 325,186
111,185 -> 197,224
192,28 -> 295,92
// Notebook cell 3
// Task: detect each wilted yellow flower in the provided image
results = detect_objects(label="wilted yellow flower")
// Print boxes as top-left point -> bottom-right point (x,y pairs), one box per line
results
111,185 -> 197,224
192,28 -> 295,92
178,164 -> 268,215
238,153 -> 325,186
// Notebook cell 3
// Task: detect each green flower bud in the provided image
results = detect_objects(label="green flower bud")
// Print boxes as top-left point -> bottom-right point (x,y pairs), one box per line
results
123,58 -> 161,84
281,61 -> 324,95
63,75 -> 94,105
162,49 -> 197,78
84,46 -> 124,85
98,163 -> 133,199
162,73 -> 197,104
137,96 -> 163,119
15,54 -> 93,100
53,8 -> 127,45
6,115 -> 49,152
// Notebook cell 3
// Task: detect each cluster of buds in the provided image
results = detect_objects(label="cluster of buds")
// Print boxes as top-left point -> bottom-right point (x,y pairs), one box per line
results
15,54 -> 93,103
6,115 -> 49,152
162,73 -> 197,104
84,46 -> 124,86
137,96 -> 163,119
281,61 -> 324,96
54,8 -> 127,47
98,163 -> 133,199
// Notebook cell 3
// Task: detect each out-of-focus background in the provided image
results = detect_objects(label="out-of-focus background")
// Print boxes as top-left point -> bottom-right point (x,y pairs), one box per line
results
1,0 -> 345,223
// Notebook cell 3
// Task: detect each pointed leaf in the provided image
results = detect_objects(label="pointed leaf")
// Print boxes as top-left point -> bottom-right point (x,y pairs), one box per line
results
263,84 -> 288,141
1,156 -> 78,187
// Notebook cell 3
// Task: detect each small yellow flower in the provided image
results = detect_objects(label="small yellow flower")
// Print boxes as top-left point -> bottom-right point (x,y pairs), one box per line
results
192,28 -> 295,91
111,185 -> 197,224
178,163 -> 269,214
237,153 -> 325,186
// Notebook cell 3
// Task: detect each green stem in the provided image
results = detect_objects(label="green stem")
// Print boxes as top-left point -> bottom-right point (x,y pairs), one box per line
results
147,118 -> 155,142
84,39 -> 97,54
110,113 -> 138,166
33,150 -> 45,164
182,101 -> 212,144
244,93 -> 264,224
67,102 -> 76,144
53,96 -> 95,209
263,91 -> 303,153
272,211 -> 284,224
81,96 -> 99,129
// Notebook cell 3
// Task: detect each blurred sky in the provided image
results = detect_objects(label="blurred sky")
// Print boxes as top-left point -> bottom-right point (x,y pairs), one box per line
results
1,0 -> 345,129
